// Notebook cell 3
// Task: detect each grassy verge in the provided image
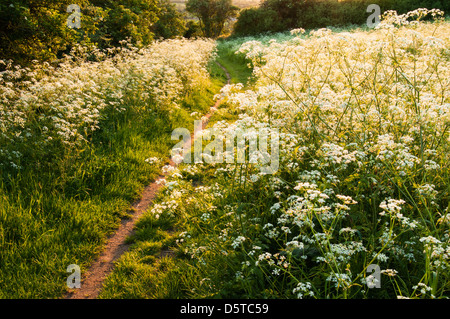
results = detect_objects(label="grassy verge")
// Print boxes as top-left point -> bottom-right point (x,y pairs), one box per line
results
98,41 -> 254,299
215,39 -> 254,86
0,87 -> 217,299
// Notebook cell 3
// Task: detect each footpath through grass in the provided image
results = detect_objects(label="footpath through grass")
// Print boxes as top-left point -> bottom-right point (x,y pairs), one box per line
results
0,39 -> 219,298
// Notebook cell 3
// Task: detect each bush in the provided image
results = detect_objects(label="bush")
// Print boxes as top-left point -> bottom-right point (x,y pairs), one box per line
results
184,20 -> 203,38
90,0 -> 159,48
262,0 -> 305,29
233,7 -> 283,36
186,0 -> 239,38
297,0 -> 370,29
0,0 -> 189,66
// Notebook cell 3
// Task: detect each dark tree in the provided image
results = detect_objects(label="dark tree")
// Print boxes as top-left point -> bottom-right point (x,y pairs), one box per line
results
186,0 -> 238,38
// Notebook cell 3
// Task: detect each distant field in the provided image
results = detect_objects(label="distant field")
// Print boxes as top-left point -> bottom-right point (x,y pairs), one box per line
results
170,0 -> 261,11
230,0 -> 262,8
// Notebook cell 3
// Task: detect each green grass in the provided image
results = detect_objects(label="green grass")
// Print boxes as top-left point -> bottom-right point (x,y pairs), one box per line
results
0,70 -> 220,298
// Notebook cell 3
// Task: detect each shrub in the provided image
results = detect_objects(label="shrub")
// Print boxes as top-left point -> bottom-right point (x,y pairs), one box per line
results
0,0 -> 189,66
155,12 -> 450,299
233,7 -> 283,36
232,0 -> 450,36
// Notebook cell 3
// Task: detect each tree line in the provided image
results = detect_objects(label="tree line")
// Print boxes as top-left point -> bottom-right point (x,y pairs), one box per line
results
233,0 -> 450,36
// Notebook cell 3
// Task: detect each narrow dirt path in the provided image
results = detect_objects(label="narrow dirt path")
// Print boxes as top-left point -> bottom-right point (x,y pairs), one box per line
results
64,61 -> 230,299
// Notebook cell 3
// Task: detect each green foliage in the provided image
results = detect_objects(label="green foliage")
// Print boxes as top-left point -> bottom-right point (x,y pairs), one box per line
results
90,0 -> 159,47
262,0 -> 305,29
296,0 -> 370,30
0,0 -> 96,66
183,20 -> 203,38
3,0 -> 450,64
385,0 -> 450,15
0,0 -> 189,66
232,0 -> 450,36
232,7 -> 283,35
153,0 -> 187,39
186,0 -> 239,38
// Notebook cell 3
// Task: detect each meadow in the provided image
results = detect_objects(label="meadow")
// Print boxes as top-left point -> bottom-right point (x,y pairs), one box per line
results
99,9 -> 449,299
0,38 -> 220,298
0,8 -> 449,299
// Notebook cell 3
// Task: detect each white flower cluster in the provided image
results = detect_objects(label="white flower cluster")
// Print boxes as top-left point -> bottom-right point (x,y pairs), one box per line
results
292,281 -> 314,298
0,38 -> 216,169
376,8 -> 444,29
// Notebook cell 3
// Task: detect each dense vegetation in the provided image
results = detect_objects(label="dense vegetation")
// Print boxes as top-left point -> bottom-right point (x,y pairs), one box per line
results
0,38 -> 219,298
186,0 -> 239,37
1,1 -> 449,300
3,0 -> 449,67
0,0 -> 189,67
233,0 -> 450,35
